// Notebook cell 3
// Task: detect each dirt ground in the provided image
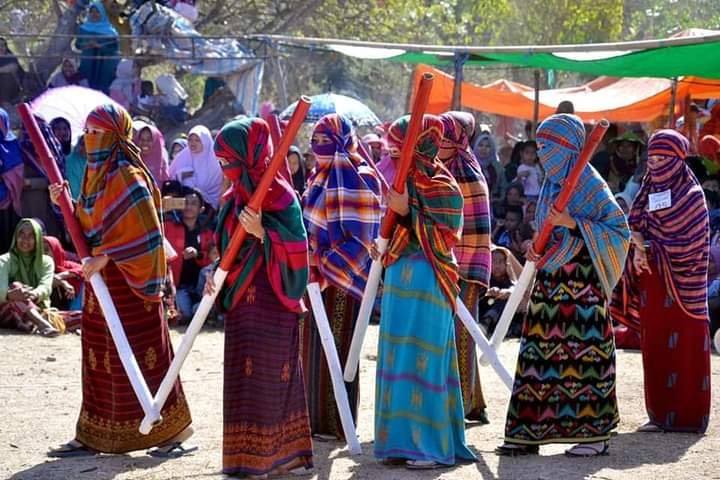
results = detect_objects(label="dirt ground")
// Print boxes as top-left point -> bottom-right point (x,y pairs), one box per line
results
1,325 -> 718,480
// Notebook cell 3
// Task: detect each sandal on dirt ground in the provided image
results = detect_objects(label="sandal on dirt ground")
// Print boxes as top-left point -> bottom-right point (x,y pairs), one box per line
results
405,460 -> 446,470
637,422 -> 663,433
47,440 -> 97,458
494,443 -> 539,456
564,442 -> 609,457
147,442 -> 199,458
381,457 -> 407,466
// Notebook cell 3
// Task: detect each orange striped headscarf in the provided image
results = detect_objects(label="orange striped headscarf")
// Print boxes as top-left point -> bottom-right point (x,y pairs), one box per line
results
77,104 -> 165,300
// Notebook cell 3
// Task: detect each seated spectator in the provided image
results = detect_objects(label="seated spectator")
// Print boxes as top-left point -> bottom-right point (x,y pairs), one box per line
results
513,140 -> 542,200
474,131 -> 504,199
50,117 -> 73,156
164,189 -> 217,324
605,132 -> 644,193
156,74 -> 189,124
0,37 -> 25,103
48,58 -> 89,89
109,59 -> 141,112
133,120 -> 170,184
523,200 -> 537,231
169,137 -> 187,161
43,236 -> 83,312
614,192 -> 633,215
492,205 -> 524,260
492,182 -> 525,220
555,100 -> 575,114
169,125 -> 224,210
287,146 -> 306,196
135,80 -> 158,117
0,219 -> 58,336
478,246 -> 524,338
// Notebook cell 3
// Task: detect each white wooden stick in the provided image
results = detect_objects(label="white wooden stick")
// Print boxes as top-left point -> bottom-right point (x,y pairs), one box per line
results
343,237 -> 388,382
307,282 -> 362,455
139,267 -> 228,435
454,297 -> 514,390
84,262 -> 160,429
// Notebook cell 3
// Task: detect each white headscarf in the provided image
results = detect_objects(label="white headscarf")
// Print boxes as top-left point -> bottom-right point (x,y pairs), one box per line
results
169,125 -> 223,208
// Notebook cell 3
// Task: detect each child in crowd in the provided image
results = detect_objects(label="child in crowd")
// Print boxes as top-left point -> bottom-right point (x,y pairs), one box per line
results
514,140 -> 542,200
136,80 -> 158,117
492,205 -> 524,260
478,246 -> 524,338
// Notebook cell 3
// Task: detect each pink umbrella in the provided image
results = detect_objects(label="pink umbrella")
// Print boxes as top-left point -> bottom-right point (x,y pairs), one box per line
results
30,86 -> 122,144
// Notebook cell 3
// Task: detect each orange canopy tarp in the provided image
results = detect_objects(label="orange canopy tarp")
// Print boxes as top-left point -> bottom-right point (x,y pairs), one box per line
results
414,64 -> 720,123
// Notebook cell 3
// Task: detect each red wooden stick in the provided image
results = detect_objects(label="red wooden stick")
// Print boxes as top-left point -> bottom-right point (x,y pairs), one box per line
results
379,72 -> 434,239
218,97 -> 311,271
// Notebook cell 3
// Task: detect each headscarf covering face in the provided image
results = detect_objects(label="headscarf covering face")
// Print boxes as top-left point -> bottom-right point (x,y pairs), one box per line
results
8,218 -> 47,287
303,114 -> 381,300
439,111 -> 491,288
77,103 -> 165,300
620,129 -> 709,322
385,114 -> 464,308
133,121 -> 169,184
213,117 -> 308,312
80,1 -> 119,37
535,114 -> 630,298
169,125 -> 223,209
0,107 -> 23,213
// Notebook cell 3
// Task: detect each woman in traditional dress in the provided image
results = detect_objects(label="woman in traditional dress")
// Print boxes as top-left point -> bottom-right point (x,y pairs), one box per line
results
439,111 -> 491,423
611,129 -> 711,433
169,125 -> 224,210
134,120 -> 170,185
496,114 -> 629,457
207,117 -> 313,476
0,218 -> 57,336
301,113 -> 381,440
374,114 -> 476,469
48,103 -> 193,457
75,2 -> 120,94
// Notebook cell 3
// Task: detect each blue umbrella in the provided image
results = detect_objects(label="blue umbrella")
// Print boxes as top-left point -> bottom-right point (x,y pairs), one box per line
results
280,93 -> 381,126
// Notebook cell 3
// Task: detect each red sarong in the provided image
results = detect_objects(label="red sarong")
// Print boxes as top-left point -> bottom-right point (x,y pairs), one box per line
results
639,264 -> 711,433
75,261 -> 192,452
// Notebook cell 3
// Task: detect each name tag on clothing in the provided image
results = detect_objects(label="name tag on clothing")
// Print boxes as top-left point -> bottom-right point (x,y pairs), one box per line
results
648,189 -> 672,212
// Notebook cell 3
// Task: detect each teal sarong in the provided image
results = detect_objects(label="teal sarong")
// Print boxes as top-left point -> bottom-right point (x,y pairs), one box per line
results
374,253 -> 476,465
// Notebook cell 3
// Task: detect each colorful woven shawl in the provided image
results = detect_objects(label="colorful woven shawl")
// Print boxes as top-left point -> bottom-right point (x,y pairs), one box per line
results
76,104 -> 166,301
384,114 -> 464,308
535,114 -> 629,298
614,130 -> 709,328
302,114 -> 381,300
440,111 -> 491,289
214,117 -> 308,313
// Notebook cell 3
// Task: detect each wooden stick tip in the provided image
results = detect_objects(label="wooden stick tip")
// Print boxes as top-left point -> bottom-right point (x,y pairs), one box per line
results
422,72 -> 434,80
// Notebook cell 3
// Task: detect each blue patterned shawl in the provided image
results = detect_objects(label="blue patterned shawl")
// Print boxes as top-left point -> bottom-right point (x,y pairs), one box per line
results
535,114 -> 630,298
